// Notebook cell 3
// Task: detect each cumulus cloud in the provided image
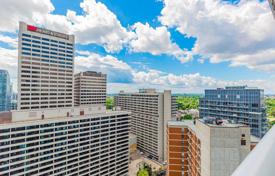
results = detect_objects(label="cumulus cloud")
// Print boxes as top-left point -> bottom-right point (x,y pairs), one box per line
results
159,0 -> 275,71
66,0 -> 133,52
75,51 -> 275,93
130,22 -> 192,62
0,0 -> 132,53
75,51 -> 133,83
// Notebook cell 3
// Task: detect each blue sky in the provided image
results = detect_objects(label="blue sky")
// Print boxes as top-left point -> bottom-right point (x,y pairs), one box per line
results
0,0 -> 274,93
50,0 -> 269,81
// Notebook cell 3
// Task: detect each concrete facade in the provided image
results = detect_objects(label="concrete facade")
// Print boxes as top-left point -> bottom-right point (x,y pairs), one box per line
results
114,89 -> 177,162
0,108 -> 130,176
167,119 -> 251,176
18,22 -> 75,110
74,71 -> 106,106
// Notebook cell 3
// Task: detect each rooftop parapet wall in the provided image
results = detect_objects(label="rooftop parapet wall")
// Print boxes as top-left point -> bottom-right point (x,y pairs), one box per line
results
0,105 -> 107,123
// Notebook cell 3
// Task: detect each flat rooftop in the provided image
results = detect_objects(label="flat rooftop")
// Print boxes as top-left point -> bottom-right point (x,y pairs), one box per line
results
0,105 -> 130,125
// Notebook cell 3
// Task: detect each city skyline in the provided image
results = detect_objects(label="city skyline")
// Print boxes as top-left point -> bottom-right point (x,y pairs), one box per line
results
0,0 -> 275,94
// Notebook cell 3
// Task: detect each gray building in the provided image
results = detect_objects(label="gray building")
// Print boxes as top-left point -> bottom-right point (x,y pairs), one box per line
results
0,70 -> 11,112
199,86 -> 268,138
74,71 -> 106,106
114,89 -> 177,162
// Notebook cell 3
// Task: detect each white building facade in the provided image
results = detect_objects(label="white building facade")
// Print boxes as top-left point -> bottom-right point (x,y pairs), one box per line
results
18,22 -> 75,110
114,89 -> 177,162
0,107 -> 130,176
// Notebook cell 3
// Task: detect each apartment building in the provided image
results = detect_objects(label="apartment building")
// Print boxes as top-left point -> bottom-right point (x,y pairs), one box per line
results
18,22 -> 75,110
0,21 -> 132,176
114,89 -> 177,162
199,86 -> 267,138
74,71 -> 106,106
0,70 -> 11,112
167,118 -> 251,176
0,106 -> 130,176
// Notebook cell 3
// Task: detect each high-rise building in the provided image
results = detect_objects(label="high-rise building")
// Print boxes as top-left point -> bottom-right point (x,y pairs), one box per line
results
114,89 -> 177,162
167,118 -> 252,176
269,0 -> 275,18
199,86 -> 267,138
0,107 -> 130,176
74,71 -> 106,106
0,70 -> 11,112
0,21 -> 131,176
18,22 -> 75,110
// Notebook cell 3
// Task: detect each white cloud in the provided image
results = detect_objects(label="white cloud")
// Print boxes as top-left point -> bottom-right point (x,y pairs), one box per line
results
0,0 -> 54,32
0,35 -> 18,48
0,0 -> 132,53
75,51 -> 133,83
130,22 -> 192,63
66,0 -> 133,52
159,0 -> 275,71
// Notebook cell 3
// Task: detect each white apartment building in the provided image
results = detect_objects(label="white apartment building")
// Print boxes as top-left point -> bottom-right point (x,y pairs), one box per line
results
0,106 -> 130,176
18,22 -> 75,110
114,89 -> 177,162
167,118 -> 252,176
74,71 -> 106,106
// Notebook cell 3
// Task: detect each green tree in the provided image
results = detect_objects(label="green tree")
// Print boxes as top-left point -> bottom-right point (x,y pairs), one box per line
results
106,96 -> 114,110
176,96 -> 199,110
137,169 -> 149,176
181,114 -> 193,121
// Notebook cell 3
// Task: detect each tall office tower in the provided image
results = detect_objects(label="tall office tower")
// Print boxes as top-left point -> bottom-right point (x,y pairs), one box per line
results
114,89 -> 177,162
0,107 -> 130,176
199,86 -> 267,138
269,0 -> 275,17
167,118 -> 252,176
74,71 -> 107,106
18,22 -> 74,110
0,70 -> 11,112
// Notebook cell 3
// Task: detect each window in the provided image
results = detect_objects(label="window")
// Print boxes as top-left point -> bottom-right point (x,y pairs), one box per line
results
241,139 -> 246,146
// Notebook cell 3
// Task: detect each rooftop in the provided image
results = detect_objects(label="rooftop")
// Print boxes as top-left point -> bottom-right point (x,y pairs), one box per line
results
199,117 -> 248,128
0,105 -> 130,125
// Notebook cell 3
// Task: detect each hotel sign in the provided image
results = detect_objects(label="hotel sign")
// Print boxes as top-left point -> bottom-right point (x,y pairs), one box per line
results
27,25 -> 69,40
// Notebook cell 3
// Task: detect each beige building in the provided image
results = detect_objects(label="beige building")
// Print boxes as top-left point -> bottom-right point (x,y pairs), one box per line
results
114,89 -> 177,162
74,71 -> 106,106
167,118 -> 252,176
18,22 -> 75,110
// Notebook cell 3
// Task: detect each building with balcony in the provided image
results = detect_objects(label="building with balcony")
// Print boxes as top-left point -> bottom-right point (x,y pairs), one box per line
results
114,89 -> 177,162
167,118 -> 252,176
74,71 -> 106,106
0,70 -> 11,112
18,22 -> 75,110
0,106 -> 130,176
199,86 -> 268,138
